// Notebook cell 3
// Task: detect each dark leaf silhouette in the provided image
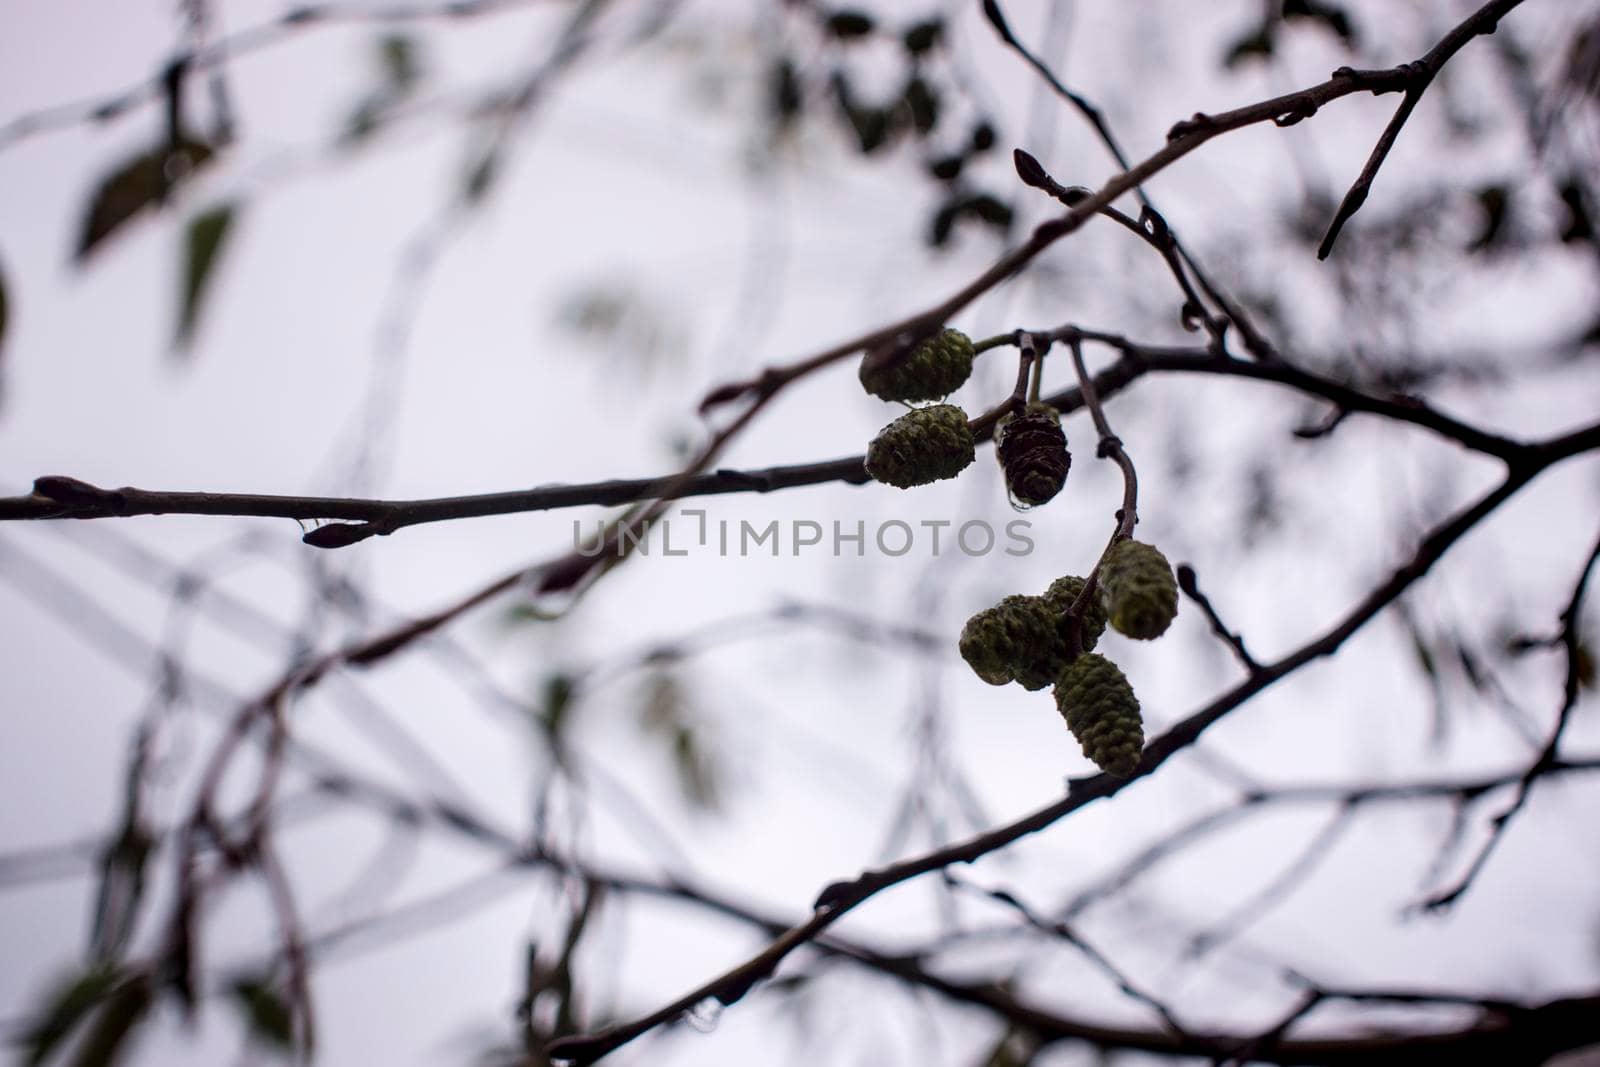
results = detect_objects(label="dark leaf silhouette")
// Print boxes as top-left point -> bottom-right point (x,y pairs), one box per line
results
66,976 -> 153,1067
964,192 -> 1013,229
824,10 -> 875,40
88,821 -> 154,964
75,138 -> 215,263
1283,0 -> 1358,45
902,18 -> 943,56
1559,179 -> 1594,244
231,976 -> 295,1050
769,56 -> 803,127
175,203 -> 237,350
1224,27 -> 1275,68
846,105 -> 891,154
16,964 -> 128,1066
928,154 -> 963,181
1469,183 -> 1510,254
0,254 -> 9,377
928,199 -> 959,247
641,671 -> 720,811
901,74 -> 939,135
462,147 -> 500,204
378,34 -> 421,92
541,672 -> 576,736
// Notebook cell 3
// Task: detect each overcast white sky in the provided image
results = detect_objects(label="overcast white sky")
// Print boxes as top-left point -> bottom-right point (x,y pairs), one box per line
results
2,1 -> 1599,1065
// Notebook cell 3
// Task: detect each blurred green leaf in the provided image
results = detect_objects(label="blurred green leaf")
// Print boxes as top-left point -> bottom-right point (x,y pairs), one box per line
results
1468,183 -> 1510,254
769,56 -> 803,128
174,203 -> 237,350
378,34 -> 422,93
1559,179 -> 1595,244
640,671 -> 720,811
928,198 -> 959,247
75,139 -> 215,263
88,823 -> 155,964
902,18 -> 943,56
824,10 -> 875,40
16,963 -> 127,1066
928,154 -> 963,182
66,976 -> 152,1067
1283,0 -> 1357,45
901,74 -> 939,136
979,1026 -> 1040,1067
231,976 -> 294,1052
0,254 -> 9,374
341,97 -> 385,145
541,673 -> 576,736
1223,27 -> 1275,69
844,105 -> 891,154
462,147 -> 500,205
670,725 -> 719,810
342,34 -> 425,148
963,192 -> 1013,230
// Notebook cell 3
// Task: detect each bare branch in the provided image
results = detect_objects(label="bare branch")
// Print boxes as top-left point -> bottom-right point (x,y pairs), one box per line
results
1419,526 -> 1600,911
1176,563 -> 1262,675
1318,0 -> 1528,258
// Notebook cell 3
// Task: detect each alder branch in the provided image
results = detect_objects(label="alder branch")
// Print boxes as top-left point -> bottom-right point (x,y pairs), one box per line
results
0,0 -> 564,153
1175,563 -> 1262,675
0,0 -> 1539,551
1,336 -> 1545,542
1058,756 -> 1600,922
1418,525 -> 1600,911
1317,0 -> 1527,258
988,0 -> 1276,360
181,787 -> 1600,1067
696,0 -> 1528,416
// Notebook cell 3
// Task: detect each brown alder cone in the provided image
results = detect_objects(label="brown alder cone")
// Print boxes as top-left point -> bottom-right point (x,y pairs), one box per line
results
995,403 -> 1070,507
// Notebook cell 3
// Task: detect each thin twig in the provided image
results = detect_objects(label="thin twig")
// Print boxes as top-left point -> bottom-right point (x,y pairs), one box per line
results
1418,526 -> 1600,911
1317,0 -> 1528,258
1176,563 -> 1262,675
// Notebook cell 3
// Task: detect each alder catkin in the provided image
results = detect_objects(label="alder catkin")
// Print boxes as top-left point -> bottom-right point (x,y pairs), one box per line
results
995,403 -> 1070,507
859,328 -> 975,402
959,594 -> 1068,691
1053,653 -> 1143,776
1043,574 -> 1108,653
865,404 -> 975,488
1098,539 -> 1179,640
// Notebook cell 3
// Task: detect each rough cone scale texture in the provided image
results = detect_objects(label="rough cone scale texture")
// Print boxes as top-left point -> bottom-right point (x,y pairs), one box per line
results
995,403 -> 1070,507
1054,653 -> 1143,776
859,328 -> 975,402
865,404 -> 975,488
1099,539 -> 1178,640
959,594 -> 1069,691
1043,575 -> 1108,653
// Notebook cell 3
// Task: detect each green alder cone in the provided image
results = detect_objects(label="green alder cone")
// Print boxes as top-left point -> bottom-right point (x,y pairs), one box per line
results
1099,539 -> 1179,640
959,594 -> 1069,691
995,403 -> 1070,507
859,328 -> 975,402
865,403 -> 975,488
1053,653 -> 1144,776
1043,574 -> 1108,653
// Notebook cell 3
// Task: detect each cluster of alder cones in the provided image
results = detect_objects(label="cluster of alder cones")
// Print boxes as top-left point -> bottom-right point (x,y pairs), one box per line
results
860,328 -> 1070,507
859,328 -> 1178,776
